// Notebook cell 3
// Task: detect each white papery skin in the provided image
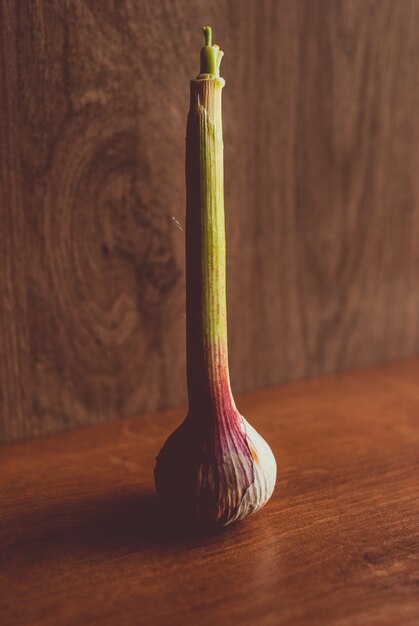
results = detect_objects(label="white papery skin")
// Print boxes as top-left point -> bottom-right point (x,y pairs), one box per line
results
224,418 -> 277,525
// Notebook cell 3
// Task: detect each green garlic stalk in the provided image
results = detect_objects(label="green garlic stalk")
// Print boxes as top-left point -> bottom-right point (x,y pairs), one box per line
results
154,27 -> 276,527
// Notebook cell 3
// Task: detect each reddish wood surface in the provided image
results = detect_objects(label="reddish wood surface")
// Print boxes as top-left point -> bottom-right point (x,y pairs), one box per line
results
2,1 -> 419,442
1,360 -> 419,625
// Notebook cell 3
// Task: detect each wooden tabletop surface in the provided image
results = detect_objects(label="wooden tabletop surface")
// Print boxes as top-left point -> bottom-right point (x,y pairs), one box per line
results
1,360 -> 419,626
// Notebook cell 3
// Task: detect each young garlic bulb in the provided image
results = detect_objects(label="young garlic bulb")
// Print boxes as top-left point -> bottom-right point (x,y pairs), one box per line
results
155,410 -> 276,527
154,27 -> 277,527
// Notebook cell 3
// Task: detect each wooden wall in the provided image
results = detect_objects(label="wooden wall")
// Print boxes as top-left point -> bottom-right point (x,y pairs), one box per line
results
1,0 -> 419,442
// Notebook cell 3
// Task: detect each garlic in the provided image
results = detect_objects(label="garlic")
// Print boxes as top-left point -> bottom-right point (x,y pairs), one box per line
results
155,411 -> 276,527
154,27 -> 277,527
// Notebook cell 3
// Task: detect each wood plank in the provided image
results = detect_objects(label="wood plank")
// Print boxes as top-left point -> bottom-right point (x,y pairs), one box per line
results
1,1 -> 419,440
1,360 -> 419,625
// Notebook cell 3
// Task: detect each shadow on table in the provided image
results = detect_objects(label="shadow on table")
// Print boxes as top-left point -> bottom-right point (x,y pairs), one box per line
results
1,489 -> 235,567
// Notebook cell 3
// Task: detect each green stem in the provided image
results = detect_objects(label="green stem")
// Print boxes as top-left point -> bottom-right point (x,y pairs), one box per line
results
203,25 -> 212,46
200,26 -> 224,77
186,29 -> 234,421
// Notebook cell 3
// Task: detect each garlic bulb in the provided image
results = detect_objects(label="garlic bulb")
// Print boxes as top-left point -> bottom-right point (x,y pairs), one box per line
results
155,408 -> 276,527
154,27 -> 277,527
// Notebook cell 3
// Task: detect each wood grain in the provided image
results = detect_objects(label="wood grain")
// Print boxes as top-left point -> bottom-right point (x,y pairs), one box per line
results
1,360 -> 419,625
1,1 -> 419,441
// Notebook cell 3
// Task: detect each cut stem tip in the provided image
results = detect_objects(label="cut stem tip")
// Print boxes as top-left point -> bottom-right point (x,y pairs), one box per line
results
203,26 -> 212,47
199,26 -> 223,77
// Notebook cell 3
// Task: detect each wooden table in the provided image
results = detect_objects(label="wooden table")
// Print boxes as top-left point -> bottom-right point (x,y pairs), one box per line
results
1,360 -> 419,626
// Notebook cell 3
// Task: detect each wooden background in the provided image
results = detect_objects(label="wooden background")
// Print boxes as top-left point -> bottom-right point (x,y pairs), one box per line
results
1,0 -> 419,442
